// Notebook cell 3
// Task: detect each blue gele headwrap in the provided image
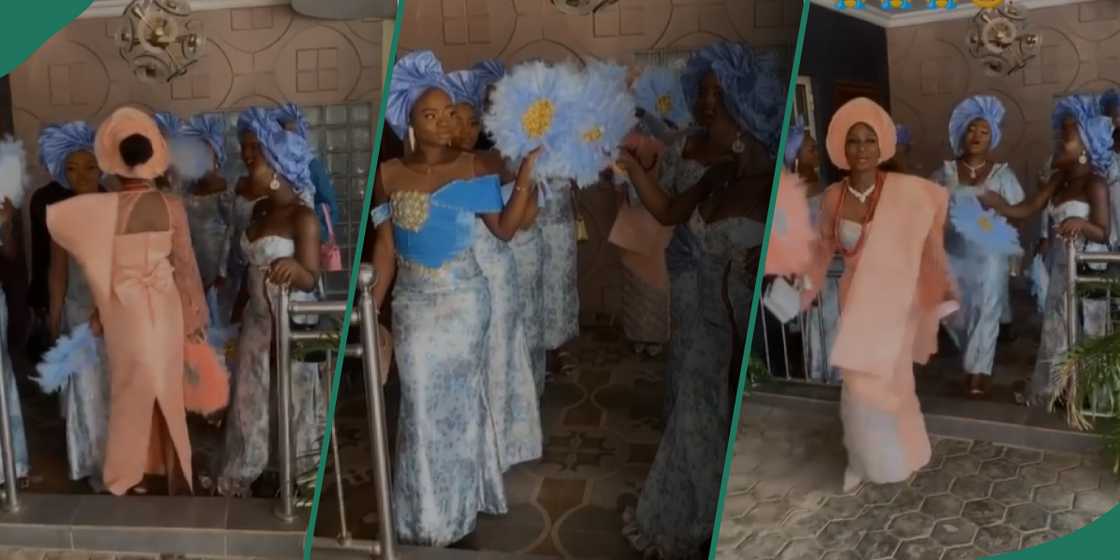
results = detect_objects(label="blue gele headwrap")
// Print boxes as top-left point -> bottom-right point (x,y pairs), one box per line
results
1052,94 -> 1115,175
37,121 -> 95,190
239,107 -> 315,205
948,95 -> 1005,156
553,60 -> 637,188
386,50 -> 452,140
633,65 -> 693,131
444,59 -> 506,109
1101,89 -> 1120,117
895,124 -> 912,147
784,114 -> 807,171
154,112 -> 185,139
275,103 -> 311,141
181,113 -> 228,167
683,41 -> 785,156
482,60 -> 583,183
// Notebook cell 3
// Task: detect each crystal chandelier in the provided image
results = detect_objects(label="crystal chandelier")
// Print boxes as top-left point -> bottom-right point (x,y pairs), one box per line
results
966,0 -> 1040,76
115,0 -> 205,83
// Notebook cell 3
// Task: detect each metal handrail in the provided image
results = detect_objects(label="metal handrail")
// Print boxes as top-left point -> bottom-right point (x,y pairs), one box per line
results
273,264 -> 396,559
1065,239 -> 1118,419
0,315 -> 19,512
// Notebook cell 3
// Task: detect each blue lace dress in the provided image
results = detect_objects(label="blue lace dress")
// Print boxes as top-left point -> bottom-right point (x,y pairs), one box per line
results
469,182 -> 543,468
932,162 -> 1024,376
371,162 -> 509,546
538,180 -> 580,350
625,215 -> 765,558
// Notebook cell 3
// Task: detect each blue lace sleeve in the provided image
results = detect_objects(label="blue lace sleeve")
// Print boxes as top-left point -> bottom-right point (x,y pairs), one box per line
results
371,203 -> 391,227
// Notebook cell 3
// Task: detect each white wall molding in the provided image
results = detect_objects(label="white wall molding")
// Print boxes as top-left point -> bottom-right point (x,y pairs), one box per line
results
80,0 -> 290,19
809,0 -> 1101,28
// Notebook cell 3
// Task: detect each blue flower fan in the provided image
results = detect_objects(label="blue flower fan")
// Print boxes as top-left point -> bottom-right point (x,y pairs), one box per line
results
633,65 -> 693,131
168,135 -> 215,184
0,136 -> 29,209
554,60 -> 637,188
482,61 -> 582,183
34,322 -> 100,394
949,192 -> 1022,256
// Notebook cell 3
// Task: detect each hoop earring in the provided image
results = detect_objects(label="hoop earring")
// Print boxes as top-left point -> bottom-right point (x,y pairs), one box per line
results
408,126 -> 417,152
1078,151 -> 1088,165
269,173 -> 280,191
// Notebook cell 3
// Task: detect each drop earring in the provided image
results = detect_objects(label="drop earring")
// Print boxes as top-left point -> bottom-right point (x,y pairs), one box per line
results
408,126 -> 417,152
269,173 -> 280,191
1079,151 -> 1088,165
732,133 -> 746,154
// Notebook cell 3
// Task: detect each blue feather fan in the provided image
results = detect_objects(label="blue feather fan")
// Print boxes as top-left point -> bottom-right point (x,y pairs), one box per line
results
482,61 -> 583,183
949,192 -> 1023,256
633,65 -> 693,131
34,322 -> 101,394
557,60 -> 637,188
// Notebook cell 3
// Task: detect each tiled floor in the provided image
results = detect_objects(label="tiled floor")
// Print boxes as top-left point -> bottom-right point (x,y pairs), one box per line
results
313,327 -> 659,559
715,401 -> 1120,560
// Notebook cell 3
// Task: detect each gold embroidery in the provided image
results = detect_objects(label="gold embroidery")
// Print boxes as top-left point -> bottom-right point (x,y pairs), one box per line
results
391,190 -> 431,232
396,255 -> 448,279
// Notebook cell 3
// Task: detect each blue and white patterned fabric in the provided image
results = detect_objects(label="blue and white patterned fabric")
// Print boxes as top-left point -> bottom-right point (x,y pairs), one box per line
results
625,217 -> 764,558
933,161 -> 1024,376
537,179 -> 580,350
470,191 -> 542,468
370,173 -> 509,546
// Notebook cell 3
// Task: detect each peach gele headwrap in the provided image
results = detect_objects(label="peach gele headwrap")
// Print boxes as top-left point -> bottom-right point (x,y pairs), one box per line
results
94,106 -> 170,180
825,97 -> 897,171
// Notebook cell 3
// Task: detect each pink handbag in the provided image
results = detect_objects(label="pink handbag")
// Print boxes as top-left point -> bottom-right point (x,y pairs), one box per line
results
320,203 -> 343,272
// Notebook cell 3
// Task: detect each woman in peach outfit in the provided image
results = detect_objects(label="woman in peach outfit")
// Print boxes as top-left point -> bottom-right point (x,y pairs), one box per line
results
47,107 -> 208,495
799,98 -> 958,491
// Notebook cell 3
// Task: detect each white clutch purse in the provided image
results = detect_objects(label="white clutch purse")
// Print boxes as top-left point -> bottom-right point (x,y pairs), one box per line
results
764,277 -> 802,324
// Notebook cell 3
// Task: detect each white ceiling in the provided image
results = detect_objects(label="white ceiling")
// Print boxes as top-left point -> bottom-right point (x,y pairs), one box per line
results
81,0 -> 289,19
810,0 -> 1099,28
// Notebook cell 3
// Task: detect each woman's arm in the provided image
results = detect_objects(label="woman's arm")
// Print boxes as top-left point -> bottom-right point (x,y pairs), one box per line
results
479,149 -> 541,241
48,241 -> 69,339
618,150 -> 725,226
370,169 -> 397,309
979,171 -> 1059,220
0,200 -> 16,261
1056,177 -> 1111,244
269,206 -> 321,292
168,197 -> 210,337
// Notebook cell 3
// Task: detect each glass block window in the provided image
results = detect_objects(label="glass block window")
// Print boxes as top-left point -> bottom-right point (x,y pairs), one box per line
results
218,102 -> 376,275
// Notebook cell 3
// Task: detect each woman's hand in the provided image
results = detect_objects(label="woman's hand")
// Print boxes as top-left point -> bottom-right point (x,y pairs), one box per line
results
519,147 -> 543,177
268,257 -> 306,286
977,190 -> 1007,212
1057,217 -> 1091,239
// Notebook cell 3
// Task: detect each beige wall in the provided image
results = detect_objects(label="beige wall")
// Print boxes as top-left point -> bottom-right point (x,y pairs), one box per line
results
886,2 -> 1120,188
397,0 -> 801,324
10,5 -> 386,183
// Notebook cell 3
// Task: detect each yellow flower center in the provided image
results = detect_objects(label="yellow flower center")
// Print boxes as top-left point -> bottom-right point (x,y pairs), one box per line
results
978,215 -> 993,232
583,127 -> 603,142
522,99 -> 554,139
657,95 -> 672,115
